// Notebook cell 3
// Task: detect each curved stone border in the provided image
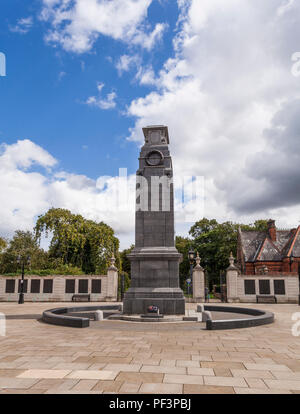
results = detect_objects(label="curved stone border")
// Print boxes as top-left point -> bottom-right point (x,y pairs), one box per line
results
204,305 -> 274,330
42,304 -> 274,330
42,305 -> 121,328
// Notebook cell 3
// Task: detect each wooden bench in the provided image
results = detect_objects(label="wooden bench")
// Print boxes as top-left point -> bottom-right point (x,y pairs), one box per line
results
256,295 -> 277,304
72,294 -> 90,302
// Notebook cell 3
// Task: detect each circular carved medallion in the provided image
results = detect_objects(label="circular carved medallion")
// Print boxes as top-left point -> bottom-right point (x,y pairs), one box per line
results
145,150 -> 164,166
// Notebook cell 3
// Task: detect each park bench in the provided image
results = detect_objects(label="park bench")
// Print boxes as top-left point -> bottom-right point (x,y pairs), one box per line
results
72,294 -> 90,302
256,295 -> 277,304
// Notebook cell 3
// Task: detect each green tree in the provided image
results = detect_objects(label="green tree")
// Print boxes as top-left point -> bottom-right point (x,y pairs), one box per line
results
35,208 -> 120,274
0,237 -> 7,253
189,218 -> 269,288
0,230 -> 48,274
120,245 -> 134,277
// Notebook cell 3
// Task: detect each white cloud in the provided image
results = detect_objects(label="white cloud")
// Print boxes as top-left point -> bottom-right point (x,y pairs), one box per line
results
9,16 -> 33,34
0,140 -> 56,170
0,140 -> 135,249
58,71 -> 66,81
0,140 -> 56,238
86,82 -> 117,110
126,0 -> 300,229
40,0 -> 167,53
135,66 -> 157,86
116,54 -> 140,75
277,0 -> 295,16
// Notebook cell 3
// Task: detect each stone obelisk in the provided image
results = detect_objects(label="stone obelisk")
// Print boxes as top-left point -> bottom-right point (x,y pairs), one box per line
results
123,125 -> 185,315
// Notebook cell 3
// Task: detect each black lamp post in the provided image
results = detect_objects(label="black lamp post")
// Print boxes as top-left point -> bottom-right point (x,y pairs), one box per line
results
187,248 -> 195,300
17,255 -> 30,304
121,273 -> 125,301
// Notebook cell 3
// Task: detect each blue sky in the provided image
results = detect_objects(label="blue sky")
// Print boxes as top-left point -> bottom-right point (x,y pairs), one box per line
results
1,0 -> 179,179
1,0 -> 300,249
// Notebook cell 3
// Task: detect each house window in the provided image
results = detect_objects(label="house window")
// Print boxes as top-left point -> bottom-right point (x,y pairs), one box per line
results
30,279 -> 41,293
259,279 -> 270,295
43,279 -> 53,294
274,280 -> 285,295
244,280 -> 256,295
5,279 -> 15,293
91,279 -> 101,294
78,279 -> 88,293
18,279 -> 28,293
65,279 -> 75,294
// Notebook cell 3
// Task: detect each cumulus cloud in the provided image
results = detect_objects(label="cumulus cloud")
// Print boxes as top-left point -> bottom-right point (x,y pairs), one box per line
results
9,16 -> 33,34
85,82 -> 117,109
0,140 -> 136,248
135,65 -> 157,86
116,54 -> 140,75
40,0 -> 167,53
0,140 -> 56,237
126,0 -> 300,229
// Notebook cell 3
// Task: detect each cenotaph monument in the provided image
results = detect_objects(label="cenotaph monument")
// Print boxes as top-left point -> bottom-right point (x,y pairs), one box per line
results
123,125 -> 185,314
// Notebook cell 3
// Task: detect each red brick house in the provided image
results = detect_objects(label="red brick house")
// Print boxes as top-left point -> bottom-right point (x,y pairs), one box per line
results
237,220 -> 300,276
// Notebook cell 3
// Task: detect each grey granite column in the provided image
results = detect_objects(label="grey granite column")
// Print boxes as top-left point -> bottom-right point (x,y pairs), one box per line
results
123,125 -> 185,315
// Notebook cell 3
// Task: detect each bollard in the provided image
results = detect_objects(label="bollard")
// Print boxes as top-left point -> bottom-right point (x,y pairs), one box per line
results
202,310 -> 212,321
95,310 -> 104,321
196,304 -> 204,313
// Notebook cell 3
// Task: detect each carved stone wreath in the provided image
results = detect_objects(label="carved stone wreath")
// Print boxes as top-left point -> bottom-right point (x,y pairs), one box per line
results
145,150 -> 164,166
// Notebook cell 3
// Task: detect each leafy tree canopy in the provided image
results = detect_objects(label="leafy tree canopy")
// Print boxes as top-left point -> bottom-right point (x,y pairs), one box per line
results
189,218 -> 269,286
0,237 -> 7,253
35,208 -> 119,274
0,230 -> 49,274
120,245 -> 134,276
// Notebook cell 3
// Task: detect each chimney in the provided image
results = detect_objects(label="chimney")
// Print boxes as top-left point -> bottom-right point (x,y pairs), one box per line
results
267,219 -> 276,242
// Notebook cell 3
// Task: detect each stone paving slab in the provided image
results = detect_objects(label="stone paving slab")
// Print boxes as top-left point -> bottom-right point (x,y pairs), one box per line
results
140,365 -> 186,375
0,302 -> 299,394
104,363 -> 141,372
66,370 -> 118,380
164,374 -> 204,385
139,383 -> 182,394
0,378 -> 39,389
204,376 -> 248,387
183,384 -> 235,394
234,387 -> 292,394
17,369 -> 70,379
230,369 -> 274,379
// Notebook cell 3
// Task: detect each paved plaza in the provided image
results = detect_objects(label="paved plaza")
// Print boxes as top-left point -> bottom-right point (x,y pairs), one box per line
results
0,302 -> 299,394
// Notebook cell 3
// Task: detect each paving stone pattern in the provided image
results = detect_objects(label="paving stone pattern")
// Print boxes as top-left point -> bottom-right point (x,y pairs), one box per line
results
0,302 -> 299,394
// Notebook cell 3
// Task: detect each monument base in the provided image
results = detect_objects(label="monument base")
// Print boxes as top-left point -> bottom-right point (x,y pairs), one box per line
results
123,287 -> 185,315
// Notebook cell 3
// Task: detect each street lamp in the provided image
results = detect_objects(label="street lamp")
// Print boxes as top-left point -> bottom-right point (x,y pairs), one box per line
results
121,273 -> 125,301
17,255 -> 31,304
187,248 -> 195,300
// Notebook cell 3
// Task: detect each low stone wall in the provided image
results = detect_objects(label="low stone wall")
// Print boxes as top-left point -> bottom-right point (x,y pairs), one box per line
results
204,305 -> 274,330
237,274 -> 298,303
42,305 -> 121,328
0,269 -> 118,303
227,266 -> 299,303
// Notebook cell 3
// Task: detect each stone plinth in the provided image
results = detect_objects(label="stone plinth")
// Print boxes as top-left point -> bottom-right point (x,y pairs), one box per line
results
192,253 -> 205,302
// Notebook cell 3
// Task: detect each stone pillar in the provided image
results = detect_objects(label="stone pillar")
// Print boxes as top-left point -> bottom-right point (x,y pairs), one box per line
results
193,253 -> 205,302
123,125 -> 185,315
226,252 -> 239,303
106,255 -> 118,302
53,277 -> 65,301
